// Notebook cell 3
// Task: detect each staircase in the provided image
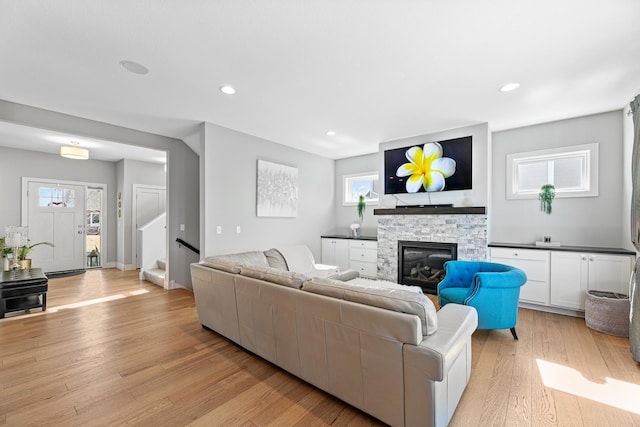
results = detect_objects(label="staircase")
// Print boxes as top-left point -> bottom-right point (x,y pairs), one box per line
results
143,258 -> 166,287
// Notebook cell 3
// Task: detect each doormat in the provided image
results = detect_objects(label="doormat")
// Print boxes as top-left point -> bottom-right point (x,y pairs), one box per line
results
45,269 -> 86,279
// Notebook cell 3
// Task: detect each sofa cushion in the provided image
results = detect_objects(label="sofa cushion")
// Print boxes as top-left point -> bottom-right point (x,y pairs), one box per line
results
348,277 -> 423,293
201,257 -> 242,274
302,277 -> 438,336
214,251 -> 269,268
328,269 -> 360,282
239,264 -> 308,289
263,248 -> 289,270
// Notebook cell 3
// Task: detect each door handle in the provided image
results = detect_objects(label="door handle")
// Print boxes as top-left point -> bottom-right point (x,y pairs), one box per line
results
77,230 -> 83,235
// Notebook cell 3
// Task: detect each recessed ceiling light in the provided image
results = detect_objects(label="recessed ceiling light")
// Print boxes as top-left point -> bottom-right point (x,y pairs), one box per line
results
220,85 -> 236,95
327,131 -> 337,136
499,83 -> 520,92
119,60 -> 149,75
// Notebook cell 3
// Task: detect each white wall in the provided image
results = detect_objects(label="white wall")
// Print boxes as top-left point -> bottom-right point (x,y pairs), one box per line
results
334,153 -> 378,236
200,122 -> 335,261
116,159 -> 166,268
0,146 -> 118,264
378,123 -> 490,209
491,110 -> 626,247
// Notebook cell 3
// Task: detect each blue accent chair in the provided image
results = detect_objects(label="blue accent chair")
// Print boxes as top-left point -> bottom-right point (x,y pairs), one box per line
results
438,261 -> 527,340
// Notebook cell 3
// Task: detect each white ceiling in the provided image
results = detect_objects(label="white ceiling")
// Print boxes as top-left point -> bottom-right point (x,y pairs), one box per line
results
1,0 -> 639,161
0,121 -> 166,164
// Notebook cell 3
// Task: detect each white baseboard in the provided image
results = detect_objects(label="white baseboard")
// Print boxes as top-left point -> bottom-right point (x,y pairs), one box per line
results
169,280 -> 192,292
115,263 -> 136,271
518,301 -> 585,318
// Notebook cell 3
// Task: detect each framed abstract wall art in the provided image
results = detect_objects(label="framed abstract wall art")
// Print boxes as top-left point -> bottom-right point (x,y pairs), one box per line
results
256,160 -> 298,217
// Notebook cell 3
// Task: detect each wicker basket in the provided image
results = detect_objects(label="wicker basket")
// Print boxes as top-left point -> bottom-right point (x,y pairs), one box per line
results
585,290 -> 630,337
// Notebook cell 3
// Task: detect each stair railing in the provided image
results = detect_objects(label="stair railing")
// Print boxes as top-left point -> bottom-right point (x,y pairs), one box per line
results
176,238 -> 200,255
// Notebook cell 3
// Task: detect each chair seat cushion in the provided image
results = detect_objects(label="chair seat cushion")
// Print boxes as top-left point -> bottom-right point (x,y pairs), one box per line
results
439,287 -> 469,305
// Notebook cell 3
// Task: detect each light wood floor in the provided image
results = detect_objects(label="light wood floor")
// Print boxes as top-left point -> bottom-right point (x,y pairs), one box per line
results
1,269 -> 639,426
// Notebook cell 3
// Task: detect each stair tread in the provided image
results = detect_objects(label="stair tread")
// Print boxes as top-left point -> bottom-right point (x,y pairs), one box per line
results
145,268 -> 165,277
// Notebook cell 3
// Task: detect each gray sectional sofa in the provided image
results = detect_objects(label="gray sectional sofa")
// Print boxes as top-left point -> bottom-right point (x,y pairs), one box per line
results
190,247 -> 477,427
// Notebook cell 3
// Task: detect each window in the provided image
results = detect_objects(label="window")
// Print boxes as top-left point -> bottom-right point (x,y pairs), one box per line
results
343,172 -> 379,205
38,186 -> 76,207
87,212 -> 101,227
507,143 -> 598,199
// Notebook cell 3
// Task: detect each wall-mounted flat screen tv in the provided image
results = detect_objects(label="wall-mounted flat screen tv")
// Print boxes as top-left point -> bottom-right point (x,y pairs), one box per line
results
384,135 -> 472,194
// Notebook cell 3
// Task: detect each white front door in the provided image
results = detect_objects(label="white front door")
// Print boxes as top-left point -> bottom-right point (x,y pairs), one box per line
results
133,186 -> 166,268
26,181 -> 86,272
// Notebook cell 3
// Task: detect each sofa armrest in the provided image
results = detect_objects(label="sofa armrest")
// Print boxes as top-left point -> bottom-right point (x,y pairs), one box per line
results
404,303 -> 477,381
403,303 -> 477,427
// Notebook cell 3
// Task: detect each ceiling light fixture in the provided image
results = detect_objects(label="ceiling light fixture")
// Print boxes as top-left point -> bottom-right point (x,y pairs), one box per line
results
499,83 -> 520,92
60,141 -> 89,160
120,60 -> 149,75
220,85 -> 236,95
327,131 -> 337,136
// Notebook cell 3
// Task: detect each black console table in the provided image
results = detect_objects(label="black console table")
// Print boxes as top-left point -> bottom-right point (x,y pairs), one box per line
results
0,268 -> 48,318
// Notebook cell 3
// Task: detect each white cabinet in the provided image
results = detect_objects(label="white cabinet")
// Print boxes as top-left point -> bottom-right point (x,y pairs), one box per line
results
490,244 -> 635,315
349,240 -> 378,278
489,248 -> 550,305
321,238 -> 350,269
550,251 -> 634,310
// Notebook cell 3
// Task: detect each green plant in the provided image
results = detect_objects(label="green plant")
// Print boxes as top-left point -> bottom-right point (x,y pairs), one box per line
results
16,241 -> 55,260
357,195 -> 366,222
539,184 -> 555,215
0,237 -> 11,257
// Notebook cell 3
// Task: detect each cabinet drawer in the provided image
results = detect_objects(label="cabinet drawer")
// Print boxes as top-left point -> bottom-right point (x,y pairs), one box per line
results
350,260 -> 377,278
520,280 -> 550,305
490,248 -> 548,261
349,240 -> 377,250
350,248 -> 377,263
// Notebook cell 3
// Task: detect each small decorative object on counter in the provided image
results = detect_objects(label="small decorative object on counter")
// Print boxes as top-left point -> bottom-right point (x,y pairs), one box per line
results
539,184 -> 555,215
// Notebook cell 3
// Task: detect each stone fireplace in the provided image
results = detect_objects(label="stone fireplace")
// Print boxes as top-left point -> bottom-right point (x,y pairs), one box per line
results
375,207 -> 488,290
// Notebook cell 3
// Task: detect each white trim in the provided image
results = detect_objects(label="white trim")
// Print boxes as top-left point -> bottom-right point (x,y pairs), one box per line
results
131,184 -> 166,269
21,177 -> 108,269
342,171 -> 380,206
506,143 -> 599,200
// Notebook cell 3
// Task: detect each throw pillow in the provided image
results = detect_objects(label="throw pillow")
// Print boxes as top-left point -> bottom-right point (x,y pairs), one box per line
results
263,248 -> 289,270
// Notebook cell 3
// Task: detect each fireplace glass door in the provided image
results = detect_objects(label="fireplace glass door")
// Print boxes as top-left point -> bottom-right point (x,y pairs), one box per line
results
398,241 -> 457,294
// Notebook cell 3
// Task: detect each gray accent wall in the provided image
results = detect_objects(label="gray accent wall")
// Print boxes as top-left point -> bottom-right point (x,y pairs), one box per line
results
491,110 -> 627,248
378,123 -> 490,211
0,100 -> 199,288
334,124 -> 490,239
199,122 -> 335,261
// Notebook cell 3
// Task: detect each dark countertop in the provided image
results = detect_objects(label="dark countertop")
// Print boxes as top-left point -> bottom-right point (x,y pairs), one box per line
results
489,242 -> 636,256
321,234 -> 378,241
